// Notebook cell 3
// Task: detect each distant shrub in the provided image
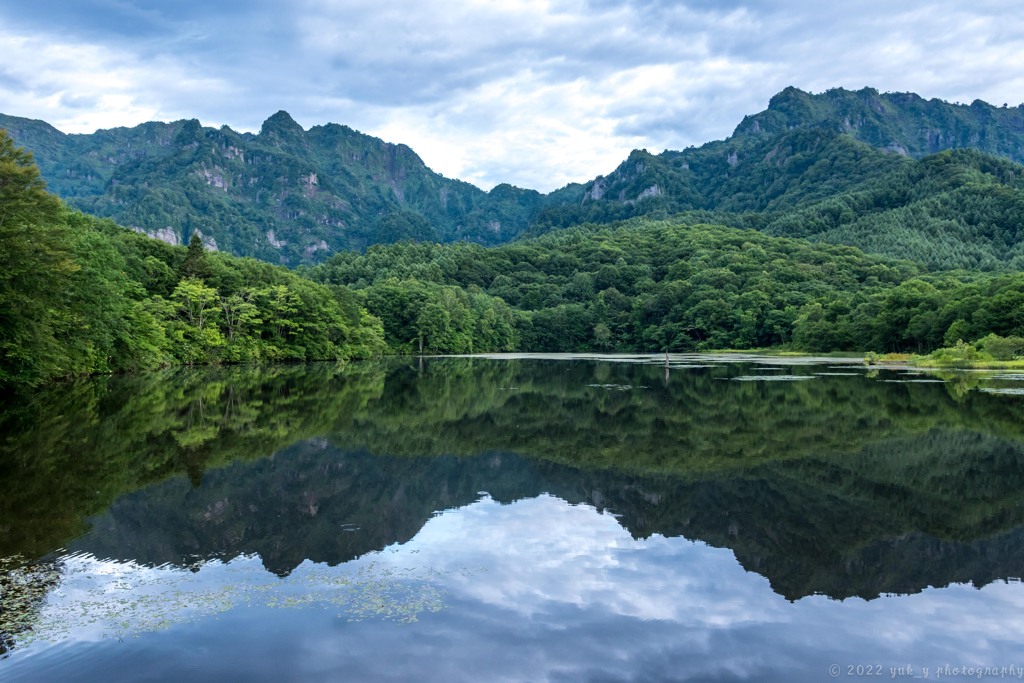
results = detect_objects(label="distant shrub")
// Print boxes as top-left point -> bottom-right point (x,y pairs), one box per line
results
976,334 -> 1024,361
927,340 -> 992,365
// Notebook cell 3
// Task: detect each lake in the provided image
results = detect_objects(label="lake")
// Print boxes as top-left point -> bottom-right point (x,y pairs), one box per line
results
3,354 -> 1024,682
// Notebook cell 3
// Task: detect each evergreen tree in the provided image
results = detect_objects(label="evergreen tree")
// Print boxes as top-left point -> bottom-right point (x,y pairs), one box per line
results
179,231 -> 212,281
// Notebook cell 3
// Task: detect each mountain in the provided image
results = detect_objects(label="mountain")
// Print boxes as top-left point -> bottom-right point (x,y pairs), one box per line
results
761,148 -> 1024,270
744,86 -> 1024,160
4,86 -> 1024,266
0,111 -> 553,264
530,88 -> 1024,269
528,127 -> 909,232
534,87 -> 1024,232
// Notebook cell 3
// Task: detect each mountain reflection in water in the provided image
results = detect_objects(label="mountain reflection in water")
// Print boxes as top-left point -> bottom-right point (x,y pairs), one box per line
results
2,355 -> 1024,681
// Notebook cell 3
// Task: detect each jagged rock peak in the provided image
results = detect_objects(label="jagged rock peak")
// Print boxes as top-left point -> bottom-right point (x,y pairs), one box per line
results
767,85 -> 811,107
260,110 -> 304,137
173,118 -> 204,144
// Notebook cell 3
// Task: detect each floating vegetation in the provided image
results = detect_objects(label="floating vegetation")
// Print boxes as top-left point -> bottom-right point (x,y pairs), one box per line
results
6,553 -> 449,651
265,562 -> 446,623
1,555 -> 61,658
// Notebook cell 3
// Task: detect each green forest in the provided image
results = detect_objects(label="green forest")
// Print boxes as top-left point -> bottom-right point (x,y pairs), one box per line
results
308,221 -> 1024,357
0,131 -> 386,390
5,120 -> 1024,392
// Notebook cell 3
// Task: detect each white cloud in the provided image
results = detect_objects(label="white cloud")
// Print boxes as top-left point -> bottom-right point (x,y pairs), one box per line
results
393,494 -> 785,625
0,30 -> 235,132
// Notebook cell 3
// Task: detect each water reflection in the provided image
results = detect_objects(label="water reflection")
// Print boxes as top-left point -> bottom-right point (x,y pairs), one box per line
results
6,494 -> 1024,682
65,436 -> 1024,602
3,355 -> 1024,679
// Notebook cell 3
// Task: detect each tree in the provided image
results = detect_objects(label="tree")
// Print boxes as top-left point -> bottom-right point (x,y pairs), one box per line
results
218,291 -> 262,362
415,287 -> 473,353
976,333 -> 1024,360
179,231 -> 212,281
0,130 -> 78,387
173,278 -> 220,331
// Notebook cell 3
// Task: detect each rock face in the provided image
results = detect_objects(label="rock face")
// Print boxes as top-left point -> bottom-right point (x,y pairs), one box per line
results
133,226 -> 180,246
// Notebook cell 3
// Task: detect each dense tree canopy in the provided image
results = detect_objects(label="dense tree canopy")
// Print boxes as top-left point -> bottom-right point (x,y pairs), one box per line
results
0,132 -> 81,386
310,219 -> 1024,356
0,130 -> 386,391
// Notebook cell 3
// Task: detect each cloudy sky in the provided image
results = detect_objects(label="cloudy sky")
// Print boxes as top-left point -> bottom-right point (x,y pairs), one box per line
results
2,1 -> 1023,192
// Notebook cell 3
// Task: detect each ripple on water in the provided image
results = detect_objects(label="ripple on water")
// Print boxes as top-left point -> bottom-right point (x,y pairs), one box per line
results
880,379 -> 945,383
980,387 -> 1024,396
728,375 -> 816,382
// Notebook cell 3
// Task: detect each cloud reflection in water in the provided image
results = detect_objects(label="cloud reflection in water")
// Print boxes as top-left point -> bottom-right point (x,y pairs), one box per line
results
9,493 -> 1024,682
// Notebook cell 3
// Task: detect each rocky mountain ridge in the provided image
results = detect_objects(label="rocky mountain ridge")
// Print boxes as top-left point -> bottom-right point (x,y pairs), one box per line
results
0,110 -> 550,263
4,86 -> 1024,265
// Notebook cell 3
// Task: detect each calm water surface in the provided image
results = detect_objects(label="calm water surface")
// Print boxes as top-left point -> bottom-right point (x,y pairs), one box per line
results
3,354 -> 1024,681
